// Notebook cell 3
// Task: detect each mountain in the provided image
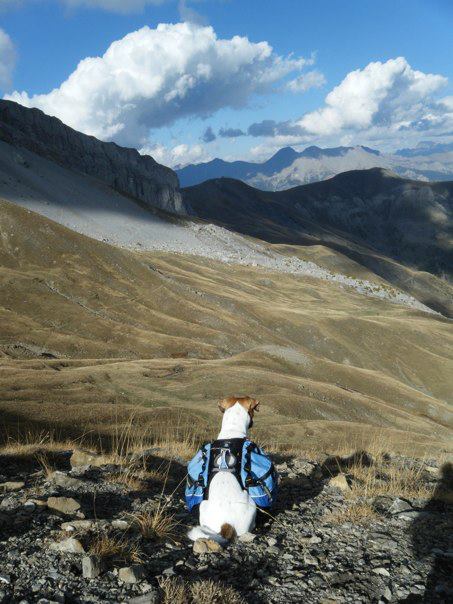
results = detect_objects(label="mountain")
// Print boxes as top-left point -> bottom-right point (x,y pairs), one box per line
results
177,144 -> 453,190
183,169 -> 453,316
396,140 -> 453,157
0,99 -> 184,215
176,144 -> 379,187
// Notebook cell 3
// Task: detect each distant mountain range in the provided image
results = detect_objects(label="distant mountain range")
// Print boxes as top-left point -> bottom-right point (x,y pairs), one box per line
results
176,143 -> 453,190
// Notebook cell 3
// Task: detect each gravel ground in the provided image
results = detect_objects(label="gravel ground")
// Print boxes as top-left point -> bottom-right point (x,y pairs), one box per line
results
0,449 -> 451,604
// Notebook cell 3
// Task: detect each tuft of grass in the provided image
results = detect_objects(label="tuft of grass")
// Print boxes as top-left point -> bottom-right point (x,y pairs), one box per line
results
158,577 -> 187,604
0,429 -> 73,458
326,502 -> 378,526
347,460 -> 435,500
88,532 -> 143,564
35,451 -> 56,479
189,580 -> 246,604
129,507 -> 181,543
104,470 -> 146,492
159,577 -> 245,604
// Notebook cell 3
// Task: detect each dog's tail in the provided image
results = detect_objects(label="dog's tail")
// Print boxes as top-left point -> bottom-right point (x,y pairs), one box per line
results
220,522 -> 236,541
188,523 -> 236,545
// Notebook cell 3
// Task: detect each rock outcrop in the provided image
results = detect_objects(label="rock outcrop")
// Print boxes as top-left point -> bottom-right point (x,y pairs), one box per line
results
0,100 -> 184,215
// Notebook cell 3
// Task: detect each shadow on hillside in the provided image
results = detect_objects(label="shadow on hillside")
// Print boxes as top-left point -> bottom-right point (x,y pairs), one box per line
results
409,463 -> 453,603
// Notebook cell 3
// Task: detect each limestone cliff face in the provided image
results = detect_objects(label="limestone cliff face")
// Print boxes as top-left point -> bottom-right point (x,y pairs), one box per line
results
0,100 -> 185,215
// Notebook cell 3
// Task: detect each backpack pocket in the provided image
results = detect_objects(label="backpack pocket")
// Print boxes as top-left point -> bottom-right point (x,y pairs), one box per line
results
242,442 -> 278,508
185,443 -> 211,511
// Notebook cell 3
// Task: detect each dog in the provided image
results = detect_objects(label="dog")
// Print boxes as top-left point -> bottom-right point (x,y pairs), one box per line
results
187,396 -> 260,544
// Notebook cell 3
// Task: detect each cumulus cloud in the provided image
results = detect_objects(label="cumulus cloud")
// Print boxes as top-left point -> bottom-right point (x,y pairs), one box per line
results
6,22 -> 307,146
245,58 -> 450,149
287,70 -> 326,93
297,57 -> 448,137
141,141 -> 210,168
219,127 -> 245,138
0,28 -> 16,91
201,125 -> 216,143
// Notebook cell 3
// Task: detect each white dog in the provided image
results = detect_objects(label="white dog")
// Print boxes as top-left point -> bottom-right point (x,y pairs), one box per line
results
188,396 -> 260,544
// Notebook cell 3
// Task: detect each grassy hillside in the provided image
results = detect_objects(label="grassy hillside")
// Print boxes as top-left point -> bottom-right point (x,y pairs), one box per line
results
183,169 -> 453,316
1,199 -> 452,454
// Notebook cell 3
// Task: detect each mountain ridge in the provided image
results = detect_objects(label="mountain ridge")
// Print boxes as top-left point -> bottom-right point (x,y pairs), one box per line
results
177,143 -> 453,189
176,144 -> 382,187
0,99 -> 185,215
183,168 -> 453,316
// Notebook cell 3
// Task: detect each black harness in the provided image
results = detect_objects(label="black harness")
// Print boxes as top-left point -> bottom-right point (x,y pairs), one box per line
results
207,437 -> 245,491
186,438 -> 277,511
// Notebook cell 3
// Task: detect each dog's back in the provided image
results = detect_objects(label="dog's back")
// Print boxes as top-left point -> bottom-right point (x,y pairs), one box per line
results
188,471 -> 256,543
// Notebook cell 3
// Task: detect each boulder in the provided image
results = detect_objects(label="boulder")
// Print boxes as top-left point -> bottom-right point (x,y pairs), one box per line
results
0,481 -> 25,492
47,496 -> 81,515
193,538 -> 223,554
82,555 -> 103,579
61,520 -> 95,532
327,474 -> 350,492
50,537 -> 85,554
118,565 -> 145,584
372,496 -> 412,516
238,532 -> 256,543
70,449 -> 106,468
49,471 -> 85,489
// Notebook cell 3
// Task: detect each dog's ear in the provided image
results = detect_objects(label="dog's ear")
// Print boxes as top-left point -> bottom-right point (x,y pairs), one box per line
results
218,396 -> 237,414
247,398 -> 260,416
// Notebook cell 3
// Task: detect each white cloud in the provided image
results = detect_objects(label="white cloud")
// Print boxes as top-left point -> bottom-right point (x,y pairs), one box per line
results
6,22 -> 306,146
0,28 -> 16,91
287,70 -> 326,93
140,142 -> 210,168
297,57 -> 448,137
244,57 -> 451,151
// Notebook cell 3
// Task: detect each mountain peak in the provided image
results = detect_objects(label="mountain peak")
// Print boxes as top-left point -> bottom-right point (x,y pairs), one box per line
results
270,146 -> 298,160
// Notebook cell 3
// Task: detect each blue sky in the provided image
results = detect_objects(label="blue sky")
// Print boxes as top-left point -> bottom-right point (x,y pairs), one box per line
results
1,0 -> 452,166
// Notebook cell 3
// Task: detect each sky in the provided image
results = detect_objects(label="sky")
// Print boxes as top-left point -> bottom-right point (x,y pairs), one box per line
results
1,0 -> 452,167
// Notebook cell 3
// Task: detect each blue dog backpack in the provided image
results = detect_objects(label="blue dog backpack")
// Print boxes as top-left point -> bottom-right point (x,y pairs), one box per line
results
185,438 -> 278,511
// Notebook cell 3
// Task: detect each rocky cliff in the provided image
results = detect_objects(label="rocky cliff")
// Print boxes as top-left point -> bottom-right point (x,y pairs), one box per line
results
0,100 -> 184,215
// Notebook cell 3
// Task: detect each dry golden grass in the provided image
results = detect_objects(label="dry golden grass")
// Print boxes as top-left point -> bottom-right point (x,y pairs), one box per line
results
104,471 -> 146,492
1,200 -> 452,459
130,509 -> 181,542
88,532 -> 143,564
189,580 -> 246,604
326,502 -> 378,526
159,577 -> 245,604
0,429 -> 74,457
158,577 -> 187,604
35,451 -> 56,479
346,460 -> 435,500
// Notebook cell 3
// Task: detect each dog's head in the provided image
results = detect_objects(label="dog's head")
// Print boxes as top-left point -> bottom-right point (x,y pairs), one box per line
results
218,396 -> 260,428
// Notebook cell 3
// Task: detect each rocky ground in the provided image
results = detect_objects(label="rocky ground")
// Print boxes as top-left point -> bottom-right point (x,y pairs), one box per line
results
0,448 -> 451,604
